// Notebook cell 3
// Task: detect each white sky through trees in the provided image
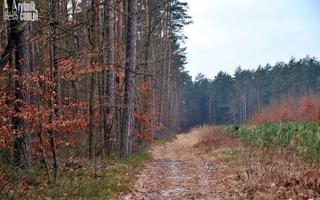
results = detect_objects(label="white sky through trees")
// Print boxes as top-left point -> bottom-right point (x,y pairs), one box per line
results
185,0 -> 320,79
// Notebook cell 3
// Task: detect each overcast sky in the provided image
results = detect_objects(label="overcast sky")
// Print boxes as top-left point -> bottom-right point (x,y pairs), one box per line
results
184,0 -> 320,79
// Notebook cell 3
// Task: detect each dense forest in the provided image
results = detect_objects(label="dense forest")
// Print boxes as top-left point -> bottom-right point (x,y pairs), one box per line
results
1,0 -> 319,172
0,0 -> 190,175
181,56 -> 320,130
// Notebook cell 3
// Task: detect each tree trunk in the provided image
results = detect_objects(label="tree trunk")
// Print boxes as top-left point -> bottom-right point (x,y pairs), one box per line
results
88,72 -> 96,159
120,0 -> 137,158
12,18 -> 32,168
104,0 -> 116,156
49,0 -> 61,181
88,0 -> 99,160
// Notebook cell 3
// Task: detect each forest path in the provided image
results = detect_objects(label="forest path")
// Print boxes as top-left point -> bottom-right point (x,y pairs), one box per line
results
124,130 -> 221,200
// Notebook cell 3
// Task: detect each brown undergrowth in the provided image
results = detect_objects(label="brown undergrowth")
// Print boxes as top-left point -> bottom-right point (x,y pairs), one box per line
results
241,148 -> 320,199
194,126 -> 320,200
250,95 -> 320,125
194,126 -> 240,151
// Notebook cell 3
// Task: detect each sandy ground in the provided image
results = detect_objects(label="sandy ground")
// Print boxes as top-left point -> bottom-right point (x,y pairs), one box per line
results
124,127 -> 320,200
124,130 -> 221,200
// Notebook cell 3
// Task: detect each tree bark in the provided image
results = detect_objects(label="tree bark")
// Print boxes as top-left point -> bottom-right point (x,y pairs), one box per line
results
88,0 -> 99,160
49,0 -> 61,182
104,0 -> 116,156
120,0 -> 137,158
10,2 -> 32,169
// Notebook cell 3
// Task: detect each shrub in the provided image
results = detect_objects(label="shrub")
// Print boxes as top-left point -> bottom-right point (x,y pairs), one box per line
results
250,95 -> 320,125
236,123 -> 320,163
195,126 -> 240,151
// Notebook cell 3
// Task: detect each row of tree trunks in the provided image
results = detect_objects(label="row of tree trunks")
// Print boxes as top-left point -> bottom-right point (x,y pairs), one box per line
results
0,0 -> 189,175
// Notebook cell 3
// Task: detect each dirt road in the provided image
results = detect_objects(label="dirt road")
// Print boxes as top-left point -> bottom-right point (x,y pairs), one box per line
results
125,130 -> 221,200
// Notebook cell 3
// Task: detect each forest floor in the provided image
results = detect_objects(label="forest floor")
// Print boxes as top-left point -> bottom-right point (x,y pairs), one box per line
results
124,128 -> 243,200
0,151 -> 151,199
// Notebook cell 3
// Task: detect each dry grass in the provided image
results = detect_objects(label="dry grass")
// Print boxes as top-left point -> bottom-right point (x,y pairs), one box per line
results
0,153 -> 151,199
194,126 -> 240,152
238,148 -> 320,199
194,126 -> 320,199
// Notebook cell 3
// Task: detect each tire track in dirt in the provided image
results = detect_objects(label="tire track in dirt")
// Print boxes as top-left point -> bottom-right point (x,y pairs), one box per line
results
125,130 -> 221,200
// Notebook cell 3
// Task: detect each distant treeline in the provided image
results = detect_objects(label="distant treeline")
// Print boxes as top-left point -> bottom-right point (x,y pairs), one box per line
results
180,56 -> 320,130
